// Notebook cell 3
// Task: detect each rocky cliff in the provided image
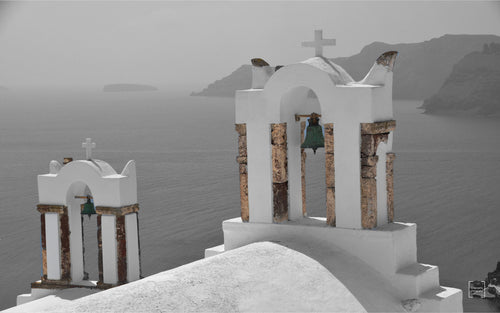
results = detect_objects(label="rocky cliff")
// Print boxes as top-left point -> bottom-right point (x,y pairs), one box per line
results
421,43 -> 500,116
192,34 -> 500,100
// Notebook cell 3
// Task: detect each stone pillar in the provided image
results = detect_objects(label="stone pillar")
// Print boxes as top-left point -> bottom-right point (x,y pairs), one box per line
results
96,204 -> 140,286
59,206 -> 71,281
359,121 -> 395,229
97,214 -> 104,285
324,123 -> 336,226
116,215 -> 127,284
235,124 -> 249,222
386,152 -> 396,222
40,213 -> 47,280
300,121 -> 307,217
271,123 -> 288,223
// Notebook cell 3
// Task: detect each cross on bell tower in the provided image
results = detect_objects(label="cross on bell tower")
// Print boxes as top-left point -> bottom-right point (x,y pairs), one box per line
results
302,29 -> 336,57
82,138 -> 96,160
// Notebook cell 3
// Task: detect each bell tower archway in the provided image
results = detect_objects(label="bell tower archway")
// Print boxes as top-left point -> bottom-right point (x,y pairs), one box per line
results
34,141 -> 141,290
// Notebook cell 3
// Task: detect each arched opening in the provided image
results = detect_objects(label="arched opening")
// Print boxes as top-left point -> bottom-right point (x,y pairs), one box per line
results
278,86 -> 327,221
66,181 -> 99,284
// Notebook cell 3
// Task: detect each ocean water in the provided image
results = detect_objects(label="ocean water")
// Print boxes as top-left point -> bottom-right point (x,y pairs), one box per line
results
0,89 -> 499,312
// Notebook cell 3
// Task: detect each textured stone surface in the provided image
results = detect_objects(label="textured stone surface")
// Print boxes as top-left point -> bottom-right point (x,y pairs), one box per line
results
386,153 -> 396,223
96,204 -> 140,216
271,123 -> 287,146
361,156 -> 379,167
40,214 -> 47,280
324,123 -> 334,152
239,173 -> 249,222
238,135 -> 247,157
361,165 -> 376,178
97,215 -> 104,285
273,182 -> 289,223
360,120 -> 396,135
326,187 -> 336,226
37,204 -> 66,214
116,215 -> 127,284
236,123 -> 249,222
59,207 -> 71,281
301,121 -> 307,216
325,153 -> 335,187
235,123 -> 247,136
272,145 -> 288,183
271,123 -> 288,222
361,178 -> 377,229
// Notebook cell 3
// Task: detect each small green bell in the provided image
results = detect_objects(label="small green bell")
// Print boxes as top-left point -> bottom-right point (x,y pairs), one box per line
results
301,113 -> 324,154
81,197 -> 96,218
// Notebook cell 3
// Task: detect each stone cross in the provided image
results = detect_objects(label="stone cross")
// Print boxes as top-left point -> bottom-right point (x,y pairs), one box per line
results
82,138 -> 96,160
302,30 -> 336,57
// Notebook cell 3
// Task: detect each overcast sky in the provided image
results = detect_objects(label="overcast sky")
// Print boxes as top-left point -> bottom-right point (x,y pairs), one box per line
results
0,1 -> 499,89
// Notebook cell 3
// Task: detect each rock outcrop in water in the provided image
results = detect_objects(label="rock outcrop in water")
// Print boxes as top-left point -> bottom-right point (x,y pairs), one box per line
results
191,34 -> 500,99
103,84 -> 158,92
422,43 -> 500,116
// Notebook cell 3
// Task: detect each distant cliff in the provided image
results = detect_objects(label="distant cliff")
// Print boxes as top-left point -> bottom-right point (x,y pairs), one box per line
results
421,43 -> 500,116
191,65 -> 251,97
103,84 -> 158,92
192,34 -> 500,99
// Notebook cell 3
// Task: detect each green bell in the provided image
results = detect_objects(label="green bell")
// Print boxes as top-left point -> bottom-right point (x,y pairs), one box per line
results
81,197 -> 96,218
301,113 -> 324,154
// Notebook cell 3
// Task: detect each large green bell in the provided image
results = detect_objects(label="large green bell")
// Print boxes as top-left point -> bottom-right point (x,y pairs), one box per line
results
81,197 -> 96,218
301,113 -> 324,154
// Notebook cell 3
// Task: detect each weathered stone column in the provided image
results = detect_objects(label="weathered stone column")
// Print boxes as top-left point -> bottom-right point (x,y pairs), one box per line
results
386,152 -> 396,222
40,213 -> 47,280
324,123 -> 336,226
235,124 -> 249,222
59,206 -> 71,281
96,204 -> 140,286
271,123 -> 288,223
115,215 -> 127,284
97,214 -> 104,285
359,121 -> 395,229
300,121 -> 307,217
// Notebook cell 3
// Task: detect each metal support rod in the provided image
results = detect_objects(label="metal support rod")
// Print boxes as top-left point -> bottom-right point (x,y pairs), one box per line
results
74,196 -> 93,199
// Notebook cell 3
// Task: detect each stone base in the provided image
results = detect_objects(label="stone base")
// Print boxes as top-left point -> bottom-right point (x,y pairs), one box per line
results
17,280 -> 102,306
205,217 -> 463,312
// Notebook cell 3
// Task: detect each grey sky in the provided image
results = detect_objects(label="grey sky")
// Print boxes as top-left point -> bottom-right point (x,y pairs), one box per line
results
0,1 -> 499,89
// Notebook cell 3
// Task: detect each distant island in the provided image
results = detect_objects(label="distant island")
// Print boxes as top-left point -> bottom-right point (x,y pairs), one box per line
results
191,34 -> 500,100
422,43 -> 500,116
103,84 -> 158,92
0,86 -> 8,91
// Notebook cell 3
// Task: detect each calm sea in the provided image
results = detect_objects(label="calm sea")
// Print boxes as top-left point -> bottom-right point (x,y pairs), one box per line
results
0,89 -> 499,312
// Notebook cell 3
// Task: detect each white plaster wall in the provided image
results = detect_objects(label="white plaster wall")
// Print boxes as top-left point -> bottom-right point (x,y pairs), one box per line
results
125,213 -> 140,282
223,218 -> 416,278
101,215 -> 117,284
236,90 -> 274,223
376,142 -> 388,227
68,201 -> 84,282
38,160 -> 137,208
45,213 -> 61,280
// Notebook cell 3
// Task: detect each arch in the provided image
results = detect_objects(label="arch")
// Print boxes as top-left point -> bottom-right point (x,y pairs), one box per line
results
35,159 -> 140,288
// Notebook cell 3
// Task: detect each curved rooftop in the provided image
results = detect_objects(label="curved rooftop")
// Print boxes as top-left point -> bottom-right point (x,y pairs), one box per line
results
301,57 -> 355,85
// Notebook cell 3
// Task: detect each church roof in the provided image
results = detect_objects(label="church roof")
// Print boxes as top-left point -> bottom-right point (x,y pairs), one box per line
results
301,57 -> 355,85
8,242 -> 366,313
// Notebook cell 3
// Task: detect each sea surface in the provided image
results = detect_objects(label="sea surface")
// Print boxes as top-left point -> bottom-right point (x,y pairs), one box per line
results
0,89 -> 499,312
